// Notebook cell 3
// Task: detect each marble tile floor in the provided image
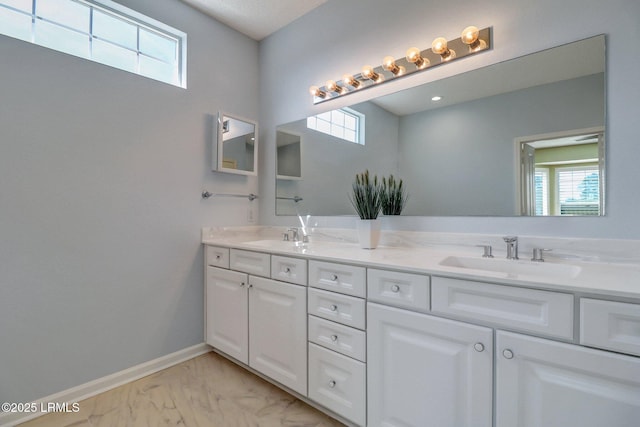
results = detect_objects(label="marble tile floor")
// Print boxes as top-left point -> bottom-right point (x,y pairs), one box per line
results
19,351 -> 345,427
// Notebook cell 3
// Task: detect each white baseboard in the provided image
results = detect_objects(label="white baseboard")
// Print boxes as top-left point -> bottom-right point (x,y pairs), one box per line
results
0,343 -> 211,427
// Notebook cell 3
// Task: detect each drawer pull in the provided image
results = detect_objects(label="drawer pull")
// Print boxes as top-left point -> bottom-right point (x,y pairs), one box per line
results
330,334 -> 338,342
216,254 -> 221,260
391,284 -> 400,293
474,342 -> 485,352
331,274 -> 338,281
329,304 -> 338,312
328,379 -> 336,388
502,349 -> 514,359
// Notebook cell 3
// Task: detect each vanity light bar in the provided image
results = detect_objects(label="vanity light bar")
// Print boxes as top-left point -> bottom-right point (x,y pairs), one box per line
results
309,26 -> 492,104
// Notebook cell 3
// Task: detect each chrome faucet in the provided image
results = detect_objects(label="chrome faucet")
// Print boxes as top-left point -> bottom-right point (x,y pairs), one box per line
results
503,236 -> 519,260
288,227 -> 299,242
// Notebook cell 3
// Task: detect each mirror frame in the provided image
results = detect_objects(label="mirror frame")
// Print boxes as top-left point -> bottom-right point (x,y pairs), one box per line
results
213,111 -> 258,176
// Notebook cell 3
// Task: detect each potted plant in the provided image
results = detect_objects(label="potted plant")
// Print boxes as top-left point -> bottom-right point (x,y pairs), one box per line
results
349,170 -> 382,249
381,174 -> 408,215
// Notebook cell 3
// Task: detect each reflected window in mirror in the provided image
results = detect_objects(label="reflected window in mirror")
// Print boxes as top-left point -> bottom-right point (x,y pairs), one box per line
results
519,128 -> 604,216
306,107 -> 364,145
213,112 -> 258,176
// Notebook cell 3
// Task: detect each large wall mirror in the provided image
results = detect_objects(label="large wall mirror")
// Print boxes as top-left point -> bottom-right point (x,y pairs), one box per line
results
213,112 -> 258,176
275,35 -> 605,216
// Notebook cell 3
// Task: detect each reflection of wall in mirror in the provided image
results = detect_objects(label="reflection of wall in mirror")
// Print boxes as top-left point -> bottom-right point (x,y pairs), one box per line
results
223,136 -> 254,171
276,131 -> 302,178
276,101 -> 400,216
399,73 -> 604,216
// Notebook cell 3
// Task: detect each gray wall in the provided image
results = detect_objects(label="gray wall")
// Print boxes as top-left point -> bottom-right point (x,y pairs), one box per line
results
399,73 -> 605,215
259,0 -> 640,238
0,0 -> 259,402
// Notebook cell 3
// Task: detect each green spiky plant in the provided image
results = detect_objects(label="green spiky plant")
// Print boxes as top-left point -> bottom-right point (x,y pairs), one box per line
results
381,174 -> 408,215
349,170 -> 382,220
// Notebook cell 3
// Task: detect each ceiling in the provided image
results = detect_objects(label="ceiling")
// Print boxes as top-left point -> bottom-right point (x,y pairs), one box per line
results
180,0 -> 327,40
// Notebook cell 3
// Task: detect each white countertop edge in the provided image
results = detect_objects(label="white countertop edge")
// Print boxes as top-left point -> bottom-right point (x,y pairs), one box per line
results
202,230 -> 640,301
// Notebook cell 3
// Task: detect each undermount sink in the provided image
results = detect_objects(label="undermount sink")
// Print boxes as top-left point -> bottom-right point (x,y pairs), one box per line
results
439,255 -> 582,279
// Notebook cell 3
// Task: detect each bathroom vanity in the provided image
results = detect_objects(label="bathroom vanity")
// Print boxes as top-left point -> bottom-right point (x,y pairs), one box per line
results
202,227 -> 640,427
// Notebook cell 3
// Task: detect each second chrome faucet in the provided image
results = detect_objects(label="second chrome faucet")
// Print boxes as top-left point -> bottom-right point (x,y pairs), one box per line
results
503,236 -> 519,260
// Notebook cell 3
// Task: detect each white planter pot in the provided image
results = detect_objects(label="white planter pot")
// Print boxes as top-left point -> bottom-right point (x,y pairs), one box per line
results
356,218 -> 381,249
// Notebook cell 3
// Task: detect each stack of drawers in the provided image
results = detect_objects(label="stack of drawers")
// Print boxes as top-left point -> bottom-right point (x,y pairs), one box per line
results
307,260 -> 367,426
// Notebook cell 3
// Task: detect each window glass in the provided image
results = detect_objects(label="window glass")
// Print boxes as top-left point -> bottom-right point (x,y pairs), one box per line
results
93,9 -> 136,50
92,38 -> 137,73
34,19 -> 89,58
37,0 -> 90,32
3,0 -> 31,13
140,28 -> 175,62
0,6 -> 31,42
139,55 -> 176,85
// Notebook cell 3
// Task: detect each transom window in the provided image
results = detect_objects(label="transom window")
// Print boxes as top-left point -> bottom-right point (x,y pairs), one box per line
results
0,0 -> 187,87
307,107 -> 364,144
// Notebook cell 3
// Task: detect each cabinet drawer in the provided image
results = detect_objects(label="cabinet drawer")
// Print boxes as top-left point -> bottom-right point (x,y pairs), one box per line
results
431,276 -> 574,340
308,288 -> 366,330
309,315 -> 366,362
309,260 -> 366,297
368,268 -> 430,312
580,298 -> 640,356
271,255 -> 307,286
206,245 -> 230,269
308,343 -> 366,426
230,249 -> 270,277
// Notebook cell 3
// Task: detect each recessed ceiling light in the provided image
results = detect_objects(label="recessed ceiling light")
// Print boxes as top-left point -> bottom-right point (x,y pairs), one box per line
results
431,96 -> 443,101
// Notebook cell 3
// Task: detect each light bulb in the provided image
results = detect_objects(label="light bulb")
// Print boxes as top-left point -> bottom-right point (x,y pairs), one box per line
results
431,37 -> 448,55
326,80 -> 338,92
405,47 -> 429,69
309,85 -> 326,98
461,25 -> 487,52
461,26 -> 479,45
382,55 -> 402,75
432,37 -> 455,61
342,74 -> 361,88
361,65 -> 380,82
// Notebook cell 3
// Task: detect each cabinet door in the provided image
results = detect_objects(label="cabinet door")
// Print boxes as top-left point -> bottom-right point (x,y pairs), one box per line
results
496,330 -> 640,427
249,276 -> 307,395
368,302 -> 493,427
206,267 -> 249,364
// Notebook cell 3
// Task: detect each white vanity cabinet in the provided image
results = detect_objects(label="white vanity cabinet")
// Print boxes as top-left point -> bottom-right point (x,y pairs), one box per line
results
496,330 -> 640,427
367,302 -> 493,427
205,247 -> 308,395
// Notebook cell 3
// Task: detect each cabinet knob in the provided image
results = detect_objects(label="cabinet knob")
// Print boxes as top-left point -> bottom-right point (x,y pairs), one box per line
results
329,304 -> 338,312
474,342 -> 485,352
328,380 -> 336,388
502,349 -> 514,359
247,283 -> 253,289
391,284 -> 400,293
240,282 -> 245,287
285,267 -> 291,274
331,274 -> 338,281
216,255 -> 221,260
330,334 -> 338,342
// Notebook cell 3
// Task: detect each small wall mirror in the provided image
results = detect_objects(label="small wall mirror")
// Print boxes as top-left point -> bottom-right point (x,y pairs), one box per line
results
213,112 -> 258,176
276,130 -> 302,180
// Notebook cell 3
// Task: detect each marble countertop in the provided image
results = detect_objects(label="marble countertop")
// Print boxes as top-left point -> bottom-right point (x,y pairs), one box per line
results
202,226 -> 640,300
